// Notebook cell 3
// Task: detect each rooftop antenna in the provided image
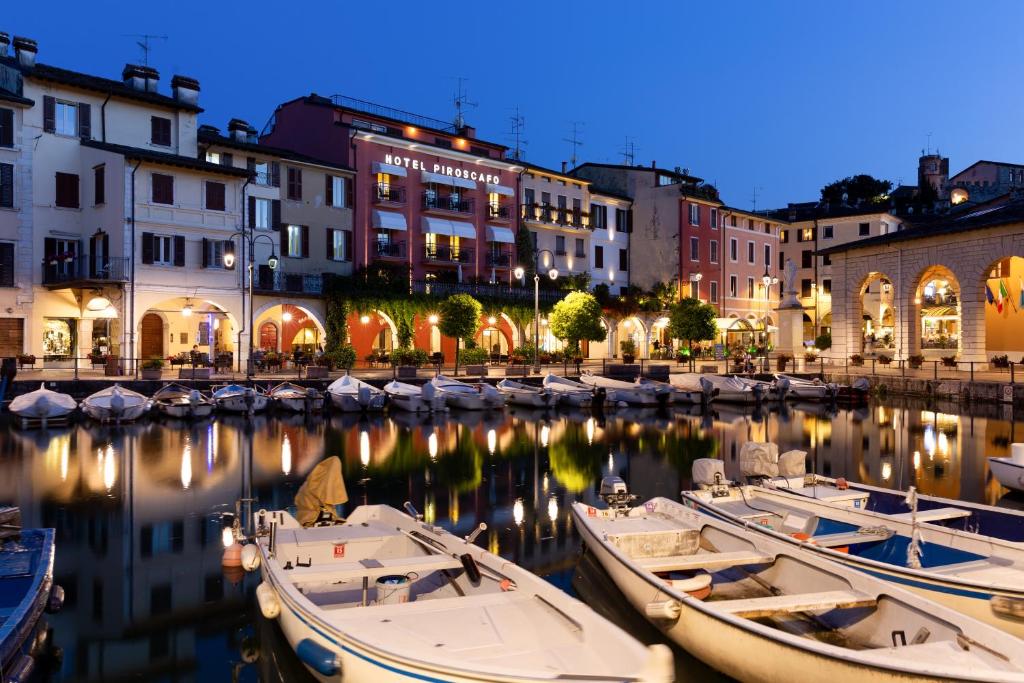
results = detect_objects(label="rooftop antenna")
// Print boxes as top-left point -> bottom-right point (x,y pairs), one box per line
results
563,121 -> 584,169
122,34 -> 168,67
925,132 -> 933,155
508,106 -> 527,161
620,136 -> 637,166
453,77 -> 477,129
751,184 -> 763,212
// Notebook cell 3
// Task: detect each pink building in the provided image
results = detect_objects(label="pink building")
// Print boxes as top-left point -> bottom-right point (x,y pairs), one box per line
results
719,207 -> 781,349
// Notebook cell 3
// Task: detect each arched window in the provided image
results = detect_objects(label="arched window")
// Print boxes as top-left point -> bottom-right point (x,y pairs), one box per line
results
259,321 -> 278,351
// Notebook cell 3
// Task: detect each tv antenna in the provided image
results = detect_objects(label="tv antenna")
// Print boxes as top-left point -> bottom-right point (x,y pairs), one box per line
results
620,136 -> 637,166
508,106 -> 527,161
122,34 -> 168,66
453,77 -> 477,129
925,131 -> 933,155
563,121 -> 584,169
751,184 -> 763,212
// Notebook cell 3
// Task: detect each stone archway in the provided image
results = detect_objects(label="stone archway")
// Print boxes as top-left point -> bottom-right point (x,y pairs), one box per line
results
912,265 -> 961,358
856,272 -> 896,357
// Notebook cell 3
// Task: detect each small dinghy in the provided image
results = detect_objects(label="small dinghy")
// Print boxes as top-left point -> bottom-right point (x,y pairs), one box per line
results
698,375 -> 758,404
683,447 -> 1024,637
8,383 -> 77,427
542,373 -> 596,408
638,377 -> 701,404
775,374 -> 836,401
834,377 -> 870,405
0,508 -> 63,683
152,383 -> 214,419
248,459 -> 672,683
213,384 -> 270,415
579,372 -> 659,406
429,375 -> 505,410
575,478 -> 1024,683
270,382 -> 324,413
382,380 -> 446,413
990,443 -> 1024,493
326,375 -> 387,413
81,384 -> 149,423
496,379 -> 553,408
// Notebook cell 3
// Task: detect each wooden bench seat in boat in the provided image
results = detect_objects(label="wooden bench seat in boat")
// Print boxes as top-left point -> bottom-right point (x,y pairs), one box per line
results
885,507 -> 971,523
282,553 -> 464,584
808,529 -> 894,548
635,550 -> 775,573
711,590 -> 876,618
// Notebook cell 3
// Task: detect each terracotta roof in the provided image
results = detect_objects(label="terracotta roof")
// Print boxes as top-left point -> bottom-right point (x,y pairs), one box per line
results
197,128 -> 355,173
81,139 -> 251,177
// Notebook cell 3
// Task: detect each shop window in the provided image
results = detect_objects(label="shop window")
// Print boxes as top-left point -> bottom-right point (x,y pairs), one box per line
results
91,319 -> 111,355
43,318 -> 75,359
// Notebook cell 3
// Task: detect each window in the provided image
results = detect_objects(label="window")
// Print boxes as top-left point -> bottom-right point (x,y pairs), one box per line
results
287,167 -> 302,201
747,218 -> 754,229
434,137 -> 452,148
203,239 -> 231,268
330,229 -> 352,261
153,235 -> 174,265
779,251 -> 785,267
574,238 -> 584,258
822,225 -> 834,240
747,241 -> 755,264
557,195 -> 566,210
747,277 -> 754,299
709,280 -> 718,303
710,240 -> 718,263
822,279 -> 832,295
729,238 -> 738,261
619,248 -> 628,272
523,188 -> 535,205
689,203 -> 700,226
591,204 -> 607,229
858,222 -> 870,236
151,117 -> 171,146
55,101 -> 77,136
151,173 -> 173,205
822,253 -> 832,266
729,215 -> 737,227
801,279 -> 813,298
55,172 -> 79,208
541,191 -> 551,206
555,235 -> 566,255
253,198 -> 271,229
0,163 -> 13,208
205,181 -> 225,211
710,208 -> 718,229
764,244 -> 771,268
881,221 -> 891,235
286,225 -> 305,257
0,242 -> 13,286
615,208 -> 631,233
729,275 -> 737,297
326,175 -> 347,208
690,237 -> 699,261
780,229 -> 789,243
594,245 -> 604,269
801,250 -> 812,268
799,227 -> 814,242
205,151 -> 220,164
0,108 -> 12,147
93,165 -> 104,205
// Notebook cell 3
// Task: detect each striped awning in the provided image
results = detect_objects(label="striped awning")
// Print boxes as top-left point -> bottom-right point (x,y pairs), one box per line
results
486,226 -> 515,243
921,305 -> 958,318
371,210 -> 407,231
421,216 -> 476,239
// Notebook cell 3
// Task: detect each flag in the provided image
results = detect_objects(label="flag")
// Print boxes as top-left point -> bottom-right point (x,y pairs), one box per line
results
1000,279 -> 1017,313
986,284 -> 995,305
996,282 -> 1004,313
1020,277 -> 1024,310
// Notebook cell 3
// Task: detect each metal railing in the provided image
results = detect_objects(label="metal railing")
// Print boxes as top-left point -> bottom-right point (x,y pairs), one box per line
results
372,183 -> 405,203
486,251 -> 511,267
330,94 -> 457,133
42,256 -> 129,285
254,271 -> 324,295
375,241 -> 406,258
412,280 -> 564,303
423,245 -> 473,264
422,193 -> 473,214
487,204 -> 511,219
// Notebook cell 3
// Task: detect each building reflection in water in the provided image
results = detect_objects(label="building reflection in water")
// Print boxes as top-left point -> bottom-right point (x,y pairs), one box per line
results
0,396 -> 1018,681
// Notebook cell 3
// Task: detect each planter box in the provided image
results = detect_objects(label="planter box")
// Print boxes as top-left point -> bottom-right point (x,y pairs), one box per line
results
504,365 -> 529,377
464,365 -> 487,377
395,366 -> 418,380
179,368 -> 212,380
606,363 -> 640,378
643,364 -> 670,381
141,368 -> 162,380
305,366 -> 329,379
700,364 -> 718,374
104,357 -> 122,376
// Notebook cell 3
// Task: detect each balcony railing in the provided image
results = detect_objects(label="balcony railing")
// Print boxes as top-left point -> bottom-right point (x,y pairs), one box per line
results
423,245 -> 473,264
255,270 -> 324,295
375,241 -> 406,258
487,204 -> 511,220
42,255 -> 129,286
413,280 -> 564,303
372,183 -> 405,204
486,251 -> 511,267
422,193 -> 473,214
520,204 -> 589,228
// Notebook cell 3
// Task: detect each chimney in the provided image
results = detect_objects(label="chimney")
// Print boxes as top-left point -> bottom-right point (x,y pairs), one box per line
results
561,161 -> 567,173
457,124 -> 475,139
141,65 -> 159,92
171,75 -> 200,106
651,160 -> 656,169
0,33 -> 10,58
13,36 -> 37,68
122,64 -> 159,92
228,118 -> 252,143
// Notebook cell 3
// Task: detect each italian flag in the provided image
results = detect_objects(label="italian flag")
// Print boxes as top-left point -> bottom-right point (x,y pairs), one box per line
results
998,279 -> 1012,313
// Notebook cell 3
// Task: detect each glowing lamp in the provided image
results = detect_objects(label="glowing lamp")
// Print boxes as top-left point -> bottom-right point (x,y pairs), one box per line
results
428,314 -> 439,325
513,267 -> 525,280
282,311 -> 293,322
223,252 -> 236,268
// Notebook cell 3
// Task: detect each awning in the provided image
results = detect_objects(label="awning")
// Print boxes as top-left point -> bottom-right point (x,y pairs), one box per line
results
921,305 -> 958,318
371,209 -> 407,231
486,226 -> 515,244
421,216 -> 476,239
372,161 -> 407,177
421,170 -> 476,190
486,183 -> 515,197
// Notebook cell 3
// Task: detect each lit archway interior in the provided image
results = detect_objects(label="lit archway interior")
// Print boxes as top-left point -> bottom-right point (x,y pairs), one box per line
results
916,267 -> 960,354
253,304 -> 326,355
859,273 -> 895,355
138,297 -> 237,363
983,256 -> 1024,358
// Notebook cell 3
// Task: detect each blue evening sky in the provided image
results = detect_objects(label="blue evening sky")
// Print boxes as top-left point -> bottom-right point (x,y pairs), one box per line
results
7,0 -> 1023,208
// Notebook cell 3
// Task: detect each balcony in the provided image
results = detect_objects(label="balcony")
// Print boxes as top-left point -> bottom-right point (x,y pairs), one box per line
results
42,255 -> 129,288
372,183 -> 405,204
423,245 -> 473,264
375,241 -> 406,258
422,193 -> 473,214
254,270 -> 324,296
413,280 -> 564,303
487,204 -> 511,220
486,251 -> 511,267
520,204 -> 589,228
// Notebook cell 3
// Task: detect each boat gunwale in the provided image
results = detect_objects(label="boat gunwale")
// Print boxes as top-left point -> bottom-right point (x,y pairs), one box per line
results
0,528 -> 55,672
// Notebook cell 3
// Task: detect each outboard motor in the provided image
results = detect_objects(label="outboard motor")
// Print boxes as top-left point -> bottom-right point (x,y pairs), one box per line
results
774,376 -> 790,401
357,385 -> 372,409
599,476 -> 637,513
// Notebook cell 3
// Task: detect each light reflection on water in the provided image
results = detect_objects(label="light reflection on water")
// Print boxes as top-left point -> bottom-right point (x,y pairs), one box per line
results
2,398 -> 1019,682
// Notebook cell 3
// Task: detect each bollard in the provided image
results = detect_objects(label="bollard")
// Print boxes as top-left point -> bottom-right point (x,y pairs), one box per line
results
934,360 -> 938,381
74,353 -> 79,381
970,361 -> 974,383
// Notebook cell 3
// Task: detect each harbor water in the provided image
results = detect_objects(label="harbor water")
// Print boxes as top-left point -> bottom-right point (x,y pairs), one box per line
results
3,397 -> 1019,682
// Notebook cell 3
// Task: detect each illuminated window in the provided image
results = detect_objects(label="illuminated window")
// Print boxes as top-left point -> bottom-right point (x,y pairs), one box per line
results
286,225 -> 303,257
800,228 -> 814,242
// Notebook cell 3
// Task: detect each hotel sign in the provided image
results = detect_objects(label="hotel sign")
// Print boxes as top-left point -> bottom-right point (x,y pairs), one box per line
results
384,154 -> 500,185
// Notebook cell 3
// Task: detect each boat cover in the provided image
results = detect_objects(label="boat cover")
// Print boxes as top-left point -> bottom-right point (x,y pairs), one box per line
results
294,457 -> 349,527
692,458 -> 726,487
740,442 -> 779,478
778,450 -> 807,478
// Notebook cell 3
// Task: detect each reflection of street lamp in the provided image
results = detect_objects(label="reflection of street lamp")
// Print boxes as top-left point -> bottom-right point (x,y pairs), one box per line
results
225,232 -> 279,378
514,248 -> 558,368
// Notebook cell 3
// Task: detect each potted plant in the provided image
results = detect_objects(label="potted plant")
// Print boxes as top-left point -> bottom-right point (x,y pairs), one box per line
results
908,354 -> 925,369
17,353 -> 36,368
776,353 -> 792,371
849,354 -> 864,367
620,339 -> 637,364
392,348 -> 428,379
878,354 -> 892,365
89,350 -> 106,366
804,351 -> 818,363
460,346 -> 490,376
941,355 -> 958,368
991,354 -> 1010,369
326,345 -> 357,372
141,357 -> 164,380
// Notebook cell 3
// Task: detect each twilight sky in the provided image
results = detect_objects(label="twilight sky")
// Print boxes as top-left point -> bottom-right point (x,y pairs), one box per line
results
7,0 -> 1023,208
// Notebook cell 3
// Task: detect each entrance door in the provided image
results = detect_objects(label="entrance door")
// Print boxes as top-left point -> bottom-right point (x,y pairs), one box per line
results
140,314 -> 164,359
0,318 -> 24,357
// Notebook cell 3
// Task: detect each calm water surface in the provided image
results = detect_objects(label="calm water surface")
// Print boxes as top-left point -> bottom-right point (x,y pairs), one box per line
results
2,398 -> 1020,682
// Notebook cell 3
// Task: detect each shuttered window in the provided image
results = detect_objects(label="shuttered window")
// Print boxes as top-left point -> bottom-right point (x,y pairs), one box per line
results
0,242 -> 13,286
151,117 -> 171,146
55,172 -> 79,208
287,167 -> 302,201
0,163 -> 13,208
94,165 -> 105,205
0,108 -> 13,147
152,173 -> 174,205
205,181 -> 225,211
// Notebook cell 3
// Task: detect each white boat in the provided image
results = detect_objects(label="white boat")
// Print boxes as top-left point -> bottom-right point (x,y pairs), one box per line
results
775,374 -> 836,401
249,460 -> 671,683
579,373 -> 659,406
270,382 -> 324,413
151,383 -> 215,419
9,383 -> 77,425
382,380 -> 446,413
81,384 -> 149,423
326,375 -> 387,413
698,375 -> 759,404
638,377 -> 701,404
990,444 -> 1024,493
574,480 -> 1024,683
496,379 -> 553,408
683,449 -> 1024,637
542,373 -> 596,408
429,375 -> 505,410
213,384 -> 270,414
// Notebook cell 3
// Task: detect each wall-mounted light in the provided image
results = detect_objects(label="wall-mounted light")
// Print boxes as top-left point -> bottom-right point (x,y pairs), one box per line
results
487,316 -> 497,325
282,311 -> 293,322
181,299 -> 193,317
360,314 -> 370,324
428,314 -> 439,325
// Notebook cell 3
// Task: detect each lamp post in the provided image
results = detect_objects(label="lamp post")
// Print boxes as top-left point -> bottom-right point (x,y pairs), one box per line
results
762,267 -> 779,352
224,232 -> 279,378
514,248 -> 557,370
689,272 -> 703,300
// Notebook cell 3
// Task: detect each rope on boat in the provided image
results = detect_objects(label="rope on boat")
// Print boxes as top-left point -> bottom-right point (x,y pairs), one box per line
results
904,486 -> 923,569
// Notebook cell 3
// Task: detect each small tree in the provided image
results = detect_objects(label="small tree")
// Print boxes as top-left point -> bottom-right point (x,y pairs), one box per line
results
437,294 -> 483,374
549,291 -> 605,360
514,227 -> 535,280
667,297 -> 717,355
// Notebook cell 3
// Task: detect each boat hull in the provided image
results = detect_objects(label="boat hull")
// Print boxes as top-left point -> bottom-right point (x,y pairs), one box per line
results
82,403 -> 147,422
990,458 -> 1024,493
275,396 -> 324,413
329,392 -> 386,412
216,394 -> 269,414
499,390 -> 552,408
155,402 -> 214,419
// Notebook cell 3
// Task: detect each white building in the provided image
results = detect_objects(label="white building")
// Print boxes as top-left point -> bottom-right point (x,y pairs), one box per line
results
587,187 -> 632,295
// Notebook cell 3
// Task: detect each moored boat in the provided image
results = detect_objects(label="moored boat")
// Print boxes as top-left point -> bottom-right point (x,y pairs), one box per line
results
81,384 -> 149,423
382,380 -> 446,413
834,377 -> 870,405
638,377 -> 701,404
698,375 -> 759,404
574,481 -> 1024,683
270,382 -> 324,413
496,379 -> 553,408
8,383 -> 77,427
213,384 -> 270,415
152,383 -> 215,419
326,375 -> 387,413
774,374 -> 836,401
542,373 -> 597,408
429,375 -> 505,410
579,373 -> 659,406
990,444 -> 1024,493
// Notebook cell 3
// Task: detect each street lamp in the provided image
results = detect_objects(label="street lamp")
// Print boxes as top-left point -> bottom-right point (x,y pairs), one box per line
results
689,272 -> 703,299
514,249 -> 557,369
225,231 -> 279,378
762,267 -> 779,350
